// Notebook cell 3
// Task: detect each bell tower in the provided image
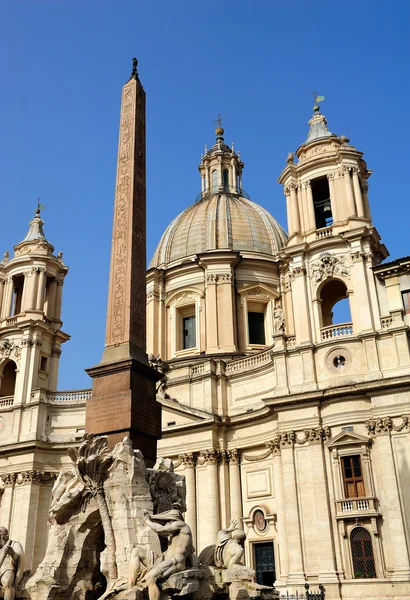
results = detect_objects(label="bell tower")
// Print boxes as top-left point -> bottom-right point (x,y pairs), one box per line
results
0,207 -> 69,409
278,99 -> 388,347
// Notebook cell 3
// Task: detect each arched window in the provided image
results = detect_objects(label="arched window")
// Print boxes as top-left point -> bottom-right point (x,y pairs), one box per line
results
0,360 -> 17,397
311,177 -> 333,229
223,169 -> 229,191
320,280 -> 352,327
212,170 -> 218,192
350,527 -> 376,579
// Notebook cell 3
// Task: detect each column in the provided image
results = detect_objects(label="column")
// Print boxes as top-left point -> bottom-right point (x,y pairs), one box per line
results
49,347 -> 62,390
54,279 -> 64,321
2,277 -> 14,318
0,278 -> 5,317
228,449 -> 242,521
362,182 -> 372,221
21,271 -> 31,312
231,160 -> 237,192
202,449 -> 220,548
205,273 -> 219,351
217,157 -> 223,189
46,278 -> 57,319
180,453 -> 197,548
272,445 -> 290,582
205,167 -> 210,191
35,269 -> 46,311
285,187 -> 293,235
352,167 -> 365,218
343,167 -> 356,217
305,181 -> 316,230
281,443 -> 305,584
374,434 -> 410,580
201,175 -> 205,192
290,183 -> 300,233
297,184 -> 306,232
327,173 -> 338,222
29,270 -> 38,310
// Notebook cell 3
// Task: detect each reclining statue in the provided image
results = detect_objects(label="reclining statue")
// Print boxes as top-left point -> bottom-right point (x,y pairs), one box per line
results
199,518 -> 246,569
0,527 -> 24,600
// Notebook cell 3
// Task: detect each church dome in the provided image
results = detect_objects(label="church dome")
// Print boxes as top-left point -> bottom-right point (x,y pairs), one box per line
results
149,192 -> 287,268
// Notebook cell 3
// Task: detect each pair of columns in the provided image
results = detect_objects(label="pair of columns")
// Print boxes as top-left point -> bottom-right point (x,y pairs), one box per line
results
0,270 -> 64,320
179,449 -> 242,550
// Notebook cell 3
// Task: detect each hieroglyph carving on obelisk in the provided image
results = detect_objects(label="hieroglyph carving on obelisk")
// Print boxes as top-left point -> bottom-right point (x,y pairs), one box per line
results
104,71 -> 146,362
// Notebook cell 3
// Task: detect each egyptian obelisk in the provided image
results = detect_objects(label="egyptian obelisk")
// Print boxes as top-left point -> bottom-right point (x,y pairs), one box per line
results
86,59 -> 161,464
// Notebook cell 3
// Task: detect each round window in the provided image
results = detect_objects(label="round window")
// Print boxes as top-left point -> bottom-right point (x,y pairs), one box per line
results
333,355 -> 346,368
253,509 -> 267,532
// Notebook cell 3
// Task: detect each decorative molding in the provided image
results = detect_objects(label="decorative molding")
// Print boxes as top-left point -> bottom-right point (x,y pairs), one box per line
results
289,266 -> 305,280
1,471 -> 58,486
0,338 -> 21,363
51,347 -> 62,357
147,290 -> 160,303
227,448 -> 241,464
365,415 -> 409,437
178,452 -> 197,467
206,273 -> 233,284
311,251 -> 350,283
198,448 -> 220,465
242,428 -> 331,461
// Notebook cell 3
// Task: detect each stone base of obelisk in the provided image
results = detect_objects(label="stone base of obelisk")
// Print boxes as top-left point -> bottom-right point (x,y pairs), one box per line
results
85,357 -> 162,466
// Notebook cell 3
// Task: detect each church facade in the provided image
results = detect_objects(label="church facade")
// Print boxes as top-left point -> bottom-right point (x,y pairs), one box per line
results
0,86 -> 410,600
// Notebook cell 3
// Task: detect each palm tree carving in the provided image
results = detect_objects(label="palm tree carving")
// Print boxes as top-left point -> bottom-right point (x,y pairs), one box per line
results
68,433 -> 118,582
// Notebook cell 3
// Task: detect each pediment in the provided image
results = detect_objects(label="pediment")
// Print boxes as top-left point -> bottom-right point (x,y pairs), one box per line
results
237,283 -> 279,299
326,430 -> 371,449
160,398 -> 212,428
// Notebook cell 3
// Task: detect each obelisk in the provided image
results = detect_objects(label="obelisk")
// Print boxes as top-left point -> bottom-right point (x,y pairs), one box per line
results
86,59 -> 161,464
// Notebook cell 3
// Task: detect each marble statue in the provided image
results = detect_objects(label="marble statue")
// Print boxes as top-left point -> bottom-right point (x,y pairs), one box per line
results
0,527 -> 24,600
199,518 -> 245,569
101,504 -> 194,600
273,306 -> 285,334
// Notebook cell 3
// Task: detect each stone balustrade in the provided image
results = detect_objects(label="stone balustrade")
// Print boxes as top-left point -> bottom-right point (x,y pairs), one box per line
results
321,322 -> 353,340
316,226 -> 333,239
0,395 -> 14,408
225,349 -> 274,375
335,496 -> 379,519
46,389 -> 92,403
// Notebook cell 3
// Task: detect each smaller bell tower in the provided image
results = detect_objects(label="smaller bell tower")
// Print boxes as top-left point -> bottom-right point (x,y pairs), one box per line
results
278,99 -> 388,347
0,207 -> 69,408
279,98 -> 374,245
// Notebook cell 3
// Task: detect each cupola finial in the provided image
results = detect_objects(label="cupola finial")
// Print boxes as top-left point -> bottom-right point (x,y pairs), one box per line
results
212,113 -> 226,138
311,91 -> 325,114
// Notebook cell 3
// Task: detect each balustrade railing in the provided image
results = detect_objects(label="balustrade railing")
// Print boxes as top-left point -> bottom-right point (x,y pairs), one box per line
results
46,389 -> 92,403
195,186 -> 250,203
380,315 -> 393,330
335,496 -> 378,517
320,323 -> 353,341
0,396 -> 14,408
225,349 -> 273,375
316,226 -> 333,239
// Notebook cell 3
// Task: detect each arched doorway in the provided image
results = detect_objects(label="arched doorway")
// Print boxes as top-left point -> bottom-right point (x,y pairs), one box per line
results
0,360 -> 17,397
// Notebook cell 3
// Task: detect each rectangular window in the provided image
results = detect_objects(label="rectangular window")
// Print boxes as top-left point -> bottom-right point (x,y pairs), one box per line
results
342,455 -> 365,498
254,542 -> 275,586
402,290 -> 410,315
183,315 -> 196,349
248,312 -> 265,345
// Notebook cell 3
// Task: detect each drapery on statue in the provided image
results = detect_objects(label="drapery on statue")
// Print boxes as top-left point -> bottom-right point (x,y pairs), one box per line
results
273,305 -> 285,334
0,527 -> 24,600
101,503 -> 194,600
198,518 -> 246,569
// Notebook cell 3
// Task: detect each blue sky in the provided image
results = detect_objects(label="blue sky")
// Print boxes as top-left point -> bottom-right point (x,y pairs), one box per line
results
0,1 -> 409,389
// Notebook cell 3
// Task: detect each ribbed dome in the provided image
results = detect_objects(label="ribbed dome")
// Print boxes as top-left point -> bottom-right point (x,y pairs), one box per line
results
149,193 -> 287,268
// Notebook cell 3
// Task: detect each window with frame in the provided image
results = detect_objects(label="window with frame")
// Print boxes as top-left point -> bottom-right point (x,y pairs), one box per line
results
182,315 -> 196,349
342,455 -> 365,498
402,290 -> 410,315
350,527 -> 376,579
